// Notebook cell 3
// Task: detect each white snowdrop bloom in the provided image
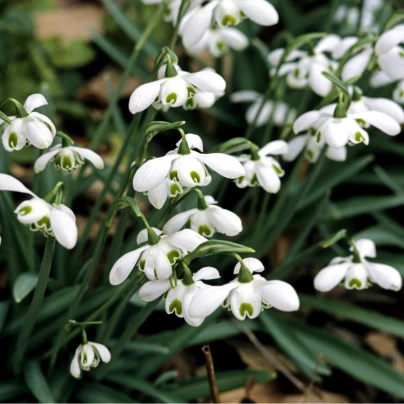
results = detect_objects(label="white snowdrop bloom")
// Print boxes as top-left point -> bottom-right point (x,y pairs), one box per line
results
70,342 -> 111,379
188,258 -> 299,321
293,103 -> 401,149
186,26 -> 248,57
181,0 -> 278,48
235,140 -> 288,193
133,134 -> 245,208
129,63 -> 226,114
283,129 -> 347,164
163,195 -> 242,237
314,238 -> 402,292
375,24 -> 404,81
1,94 -> 56,152
109,227 -> 206,284
34,144 -> 104,173
230,90 -> 296,127
0,174 -> 78,249
268,35 -> 341,96
393,81 -> 404,104
139,266 -> 220,327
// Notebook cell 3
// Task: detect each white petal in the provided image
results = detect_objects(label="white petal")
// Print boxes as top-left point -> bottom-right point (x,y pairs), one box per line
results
24,118 -> 54,149
89,342 -> 111,363
182,286 -> 205,327
136,228 -> 162,244
332,36 -> 358,59
234,257 -> 265,274
70,347 -> 82,378
139,279 -> 171,301
160,77 -> 189,107
34,148 -> 61,173
362,97 -> 404,124
129,80 -> 164,114
30,112 -> 56,137
259,280 -> 300,311
0,174 -> 36,196
186,71 -> 226,94
23,94 -> 48,113
309,62 -> 332,97
15,199 -> 50,225
221,27 -> 249,50
351,111 -> 401,136
378,47 -> 404,81
344,264 -> 368,290
109,246 -> 148,285
283,135 -> 308,162
193,266 -> 221,281
133,154 -> 177,192
324,120 -> 351,148
230,283 -> 262,320
370,71 -> 395,88
314,263 -> 349,292
163,209 -> 197,234
256,162 -> 281,193
326,146 -> 347,161
375,25 -> 404,55
341,48 -> 372,81
315,34 -> 341,53
50,206 -> 78,249
71,147 -> 104,169
80,344 -> 95,368
354,238 -> 376,258
208,206 -> 242,236
239,0 -> 279,26
169,228 -> 207,252
366,263 -> 402,291
197,153 -> 245,179
177,155 -> 207,187
176,134 -> 204,152
2,119 -> 27,152
148,181 -> 168,210
259,140 -> 288,156
293,111 -> 321,134
230,90 -> 260,103
154,251 -> 173,280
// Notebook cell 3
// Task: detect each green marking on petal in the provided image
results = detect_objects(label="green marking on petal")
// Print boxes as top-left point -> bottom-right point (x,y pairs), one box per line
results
348,278 -> 362,289
139,260 -> 145,270
37,215 -> 51,230
187,86 -> 196,98
239,303 -> 254,318
355,118 -> 366,126
18,206 -> 32,216
198,224 -> 212,237
305,149 -> 314,162
167,249 -> 180,264
170,170 -> 179,181
169,182 -> 182,196
250,173 -> 259,186
354,131 -> 365,143
62,155 -> 73,171
169,299 -> 183,315
166,93 -> 177,105
399,51 -> 404,58
316,131 -> 322,143
184,98 -> 195,110
222,14 -> 237,26
272,164 -> 284,175
236,176 -> 245,184
293,68 -> 300,78
190,171 -> 201,184
216,41 -> 225,52
8,132 -> 18,149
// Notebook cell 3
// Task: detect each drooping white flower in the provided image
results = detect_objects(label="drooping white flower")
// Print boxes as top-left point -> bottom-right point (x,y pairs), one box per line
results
109,227 -> 206,284
181,0 -> 279,48
139,266 -> 220,327
70,341 -> 111,379
314,238 -> 402,292
163,195 -> 242,237
375,24 -> 404,81
133,133 -> 245,209
188,258 -> 299,320
393,80 -> 404,104
129,63 -> 226,114
230,90 -> 296,127
1,94 -> 56,152
235,140 -> 288,193
34,144 -> 104,173
268,35 -> 341,96
293,104 -> 401,149
0,174 -> 78,249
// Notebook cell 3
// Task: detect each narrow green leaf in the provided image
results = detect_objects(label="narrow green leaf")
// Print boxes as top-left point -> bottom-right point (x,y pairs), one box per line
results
383,10 -> 404,31
75,382 -> 135,403
0,381 -> 28,402
0,300 -> 9,332
13,272 -> 38,303
24,360 -> 55,403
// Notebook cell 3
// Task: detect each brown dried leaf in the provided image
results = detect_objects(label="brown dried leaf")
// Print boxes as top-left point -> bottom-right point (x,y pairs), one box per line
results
365,332 -> 397,358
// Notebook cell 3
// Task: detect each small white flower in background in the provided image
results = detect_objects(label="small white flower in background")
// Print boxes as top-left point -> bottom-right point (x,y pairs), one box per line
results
230,90 -> 297,127
0,174 -> 78,249
1,94 -> 56,152
129,63 -> 226,114
314,238 -> 402,292
293,103 -> 401,149
283,128 -> 347,164
70,342 -> 111,379
133,133 -> 245,209
141,0 -> 201,25
34,144 -> 104,173
163,195 -> 242,237
268,35 -> 341,96
181,0 -> 279,49
139,266 -> 221,327
186,26 -> 248,57
375,24 -> 404,81
393,80 -> 404,104
188,258 -> 299,321
109,227 -> 206,284
235,140 -> 288,193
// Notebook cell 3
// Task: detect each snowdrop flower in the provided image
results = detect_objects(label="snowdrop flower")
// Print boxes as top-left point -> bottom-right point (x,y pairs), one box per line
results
163,195 -> 242,237
139,266 -> 221,326
236,140 -> 288,193
133,133 -> 245,209
188,258 -> 299,320
70,342 -> 111,378
230,90 -> 296,127
0,174 -> 78,249
375,24 -> 404,81
129,62 -> 226,114
268,35 -> 340,96
109,227 -> 206,284
293,103 -> 401,149
181,0 -> 279,48
393,80 -> 404,104
141,0 -> 201,25
314,238 -> 402,292
186,26 -> 248,57
1,94 -> 56,152
34,144 -> 104,173
283,128 -> 347,164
